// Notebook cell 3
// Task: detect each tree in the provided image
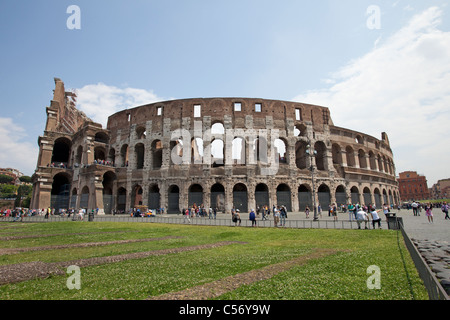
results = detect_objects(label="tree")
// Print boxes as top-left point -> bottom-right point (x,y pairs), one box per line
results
0,174 -> 14,184
19,176 -> 32,183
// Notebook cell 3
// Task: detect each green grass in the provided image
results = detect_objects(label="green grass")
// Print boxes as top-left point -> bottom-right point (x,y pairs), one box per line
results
0,221 -> 428,300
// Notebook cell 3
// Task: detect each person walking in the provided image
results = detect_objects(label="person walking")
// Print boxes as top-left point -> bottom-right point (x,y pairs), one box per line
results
425,203 -> 433,224
184,208 -> 191,223
441,202 -> 450,220
249,209 -> 257,227
273,206 -> 280,227
305,206 -> 310,219
279,205 -> 287,226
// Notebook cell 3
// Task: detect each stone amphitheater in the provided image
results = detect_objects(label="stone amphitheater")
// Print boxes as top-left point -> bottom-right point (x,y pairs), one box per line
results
31,78 -> 400,214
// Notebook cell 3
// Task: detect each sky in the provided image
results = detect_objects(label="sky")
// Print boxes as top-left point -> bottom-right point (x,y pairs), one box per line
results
0,0 -> 449,186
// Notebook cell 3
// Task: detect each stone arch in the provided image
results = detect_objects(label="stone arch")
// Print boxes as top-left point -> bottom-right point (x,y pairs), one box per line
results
318,184 -> 331,209
51,137 -> 72,164
335,185 -> 347,207
188,183 -> 204,207
298,184 -> 312,211
167,185 -> 180,213
276,183 -> 292,211
233,183 -> 248,213
314,141 -> 327,171
295,140 -> 308,169
210,183 -> 225,211
148,184 -> 160,210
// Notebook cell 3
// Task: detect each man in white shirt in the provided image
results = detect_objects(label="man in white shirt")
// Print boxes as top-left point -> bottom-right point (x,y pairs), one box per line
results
370,208 -> 382,229
356,209 -> 369,229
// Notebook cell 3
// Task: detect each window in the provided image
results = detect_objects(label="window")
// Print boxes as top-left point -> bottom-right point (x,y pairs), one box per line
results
194,105 -> 201,118
234,102 -> 241,112
255,103 -> 261,112
157,107 -> 162,116
295,108 -> 301,121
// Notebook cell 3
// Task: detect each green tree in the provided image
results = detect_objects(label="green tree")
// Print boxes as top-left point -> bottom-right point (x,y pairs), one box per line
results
0,174 -> 14,184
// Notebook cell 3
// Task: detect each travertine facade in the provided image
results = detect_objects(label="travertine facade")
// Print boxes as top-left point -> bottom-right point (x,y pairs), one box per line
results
31,78 -> 400,214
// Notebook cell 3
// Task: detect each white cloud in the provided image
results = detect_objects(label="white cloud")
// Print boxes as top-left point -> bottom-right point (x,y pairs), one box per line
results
0,118 -> 38,176
293,6 -> 450,186
75,83 -> 165,127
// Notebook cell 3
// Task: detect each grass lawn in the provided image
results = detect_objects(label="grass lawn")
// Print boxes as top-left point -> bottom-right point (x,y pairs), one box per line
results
0,221 -> 428,300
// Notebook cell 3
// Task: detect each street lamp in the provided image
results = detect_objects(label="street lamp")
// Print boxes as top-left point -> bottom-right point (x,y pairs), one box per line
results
305,140 -> 318,221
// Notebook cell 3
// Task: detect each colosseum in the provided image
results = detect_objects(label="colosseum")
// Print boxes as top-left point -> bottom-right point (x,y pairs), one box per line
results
31,78 -> 400,214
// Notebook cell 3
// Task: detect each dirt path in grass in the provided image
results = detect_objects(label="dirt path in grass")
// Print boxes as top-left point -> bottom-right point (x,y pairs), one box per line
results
0,236 -> 183,255
148,248 -> 340,300
0,230 -> 139,241
0,241 -> 246,285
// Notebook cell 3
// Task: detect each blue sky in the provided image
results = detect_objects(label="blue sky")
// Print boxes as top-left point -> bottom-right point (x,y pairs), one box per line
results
0,0 -> 449,186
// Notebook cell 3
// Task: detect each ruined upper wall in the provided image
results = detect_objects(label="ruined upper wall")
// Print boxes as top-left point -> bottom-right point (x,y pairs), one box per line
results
45,78 -> 92,135
106,98 -> 333,141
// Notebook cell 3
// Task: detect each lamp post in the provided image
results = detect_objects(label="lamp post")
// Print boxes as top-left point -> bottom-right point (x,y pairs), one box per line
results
305,139 -> 318,221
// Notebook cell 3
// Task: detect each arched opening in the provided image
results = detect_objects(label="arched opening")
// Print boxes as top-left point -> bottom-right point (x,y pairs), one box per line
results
117,187 -> 127,213
318,184 -> 331,209
358,149 -> 367,169
350,186 -> 360,204
94,146 -> 106,162
136,126 -> 146,140
374,188 -> 382,208
253,137 -> 268,164
335,185 -> 346,207
274,139 -> 288,164
210,183 -> 225,212
233,183 -> 248,212
120,144 -> 129,167
148,184 -> 160,210
102,171 -> 116,214
130,185 -> 143,208
363,187 -> 371,205
255,183 -> 269,209
80,186 -> 90,209
188,184 -> 203,207
191,138 -> 204,164
232,137 -> 246,165
211,139 -> 224,167
298,184 -> 312,211
167,185 -> 180,213
295,140 -> 308,169
332,144 -> 343,166
135,143 -> 145,169
346,146 -> 355,167
276,184 -> 291,212
107,148 -> 116,166
314,141 -> 327,171
51,173 -> 71,211
152,140 -> 163,169
94,132 -> 109,144
51,137 -> 71,165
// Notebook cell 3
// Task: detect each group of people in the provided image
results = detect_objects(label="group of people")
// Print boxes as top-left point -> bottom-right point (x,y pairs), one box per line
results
406,201 -> 450,223
183,204 -> 218,223
231,205 -> 288,227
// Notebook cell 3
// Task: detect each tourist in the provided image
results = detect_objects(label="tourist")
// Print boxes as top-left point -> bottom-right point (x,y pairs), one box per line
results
425,203 -> 433,224
232,209 -> 241,226
305,206 -> 310,219
331,203 -> 338,221
441,202 -> 450,220
279,205 -> 287,226
412,201 -> 419,216
184,208 -> 190,223
249,209 -> 257,227
370,208 -> 382,229
348,203 -> 355,221
273,206 -> 280,227
356,208 -> 369,229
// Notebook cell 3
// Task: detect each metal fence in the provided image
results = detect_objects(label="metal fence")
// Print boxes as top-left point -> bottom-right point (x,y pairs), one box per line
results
398,221 -> 449,300
2,214 -> 389,230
